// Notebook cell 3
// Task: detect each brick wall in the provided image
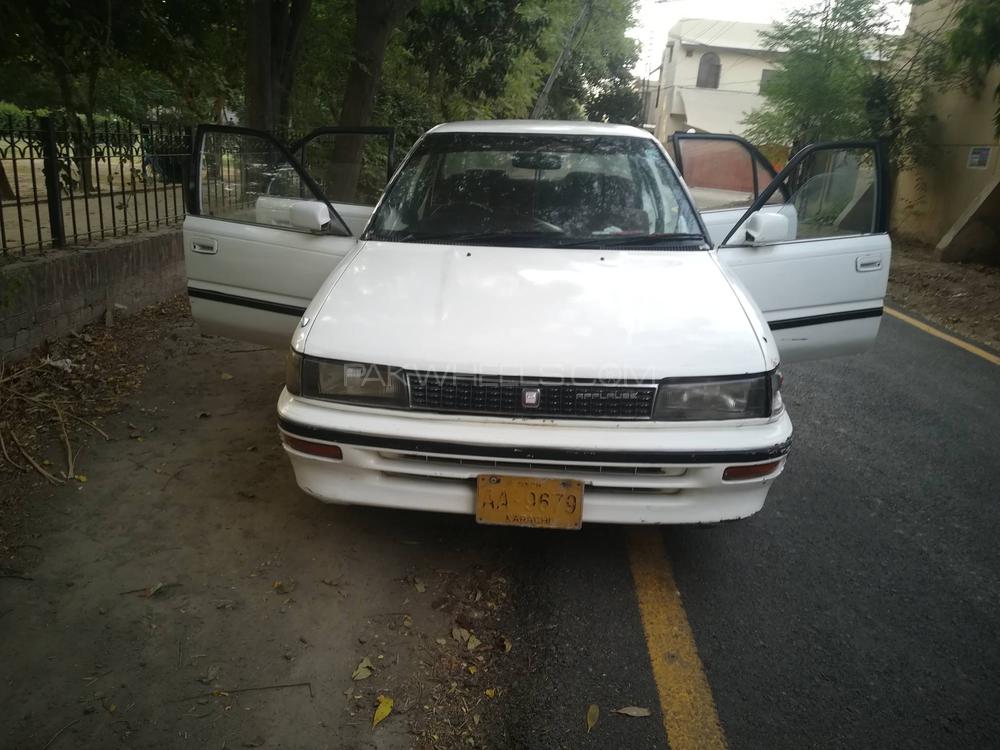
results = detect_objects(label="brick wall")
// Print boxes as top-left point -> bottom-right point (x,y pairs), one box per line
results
1,229 -> 184,362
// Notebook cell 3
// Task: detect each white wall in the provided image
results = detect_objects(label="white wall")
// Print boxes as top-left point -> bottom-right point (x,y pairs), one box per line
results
651,40 -> 778,138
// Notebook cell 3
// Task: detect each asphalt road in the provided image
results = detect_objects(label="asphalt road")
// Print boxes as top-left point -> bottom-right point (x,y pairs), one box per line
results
490,314 -> 1000,749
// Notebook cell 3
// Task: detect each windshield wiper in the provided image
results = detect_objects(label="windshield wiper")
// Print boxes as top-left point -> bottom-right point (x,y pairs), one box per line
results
561,233 -> 707,248
392,230 -> 565,245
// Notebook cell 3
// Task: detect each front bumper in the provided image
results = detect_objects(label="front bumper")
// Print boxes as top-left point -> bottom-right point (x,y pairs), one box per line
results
276,389 -> 793,525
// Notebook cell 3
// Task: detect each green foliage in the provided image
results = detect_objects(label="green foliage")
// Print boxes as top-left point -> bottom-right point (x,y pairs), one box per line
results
529,0 -> 641,121
745,0 -> 939,172
0,0 -> 641,140
0,102 -> 46,128
946,0 -> 1000,135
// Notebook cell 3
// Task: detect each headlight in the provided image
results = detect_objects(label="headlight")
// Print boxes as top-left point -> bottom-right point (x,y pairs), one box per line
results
653,373 -> 772,420
300,357 -> 409,407
286,350 -> 303,395
770,369 -> 784,416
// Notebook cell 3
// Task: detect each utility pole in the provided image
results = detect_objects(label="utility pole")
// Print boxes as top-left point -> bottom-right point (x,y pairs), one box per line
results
530,0 -> 593,119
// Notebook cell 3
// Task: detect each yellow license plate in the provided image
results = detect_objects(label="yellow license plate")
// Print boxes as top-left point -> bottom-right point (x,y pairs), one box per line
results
475,475 -> 584,530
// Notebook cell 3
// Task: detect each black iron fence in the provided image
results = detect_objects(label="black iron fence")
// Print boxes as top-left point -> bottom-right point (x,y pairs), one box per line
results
0,115 -> 193,258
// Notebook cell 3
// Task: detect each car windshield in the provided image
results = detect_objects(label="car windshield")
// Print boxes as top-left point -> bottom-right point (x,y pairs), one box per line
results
364,132 -> 704,248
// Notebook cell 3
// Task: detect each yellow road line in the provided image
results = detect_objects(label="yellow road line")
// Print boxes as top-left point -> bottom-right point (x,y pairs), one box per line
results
885,307 -> 1000,366
628,529 -> 728,750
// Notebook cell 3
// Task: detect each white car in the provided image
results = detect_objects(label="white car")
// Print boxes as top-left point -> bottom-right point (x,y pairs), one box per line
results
184,121 -> 890,528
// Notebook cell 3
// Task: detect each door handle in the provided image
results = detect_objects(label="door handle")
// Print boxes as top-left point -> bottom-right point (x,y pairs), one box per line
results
855,254 -> 881,272
191,238 -> 218,255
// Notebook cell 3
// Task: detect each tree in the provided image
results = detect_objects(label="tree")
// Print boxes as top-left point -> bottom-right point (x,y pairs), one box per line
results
945,0 -> 1000,135
744,0 -> 938,173
584,50 -> 643,125
2,1 -> 148,188
244,0 -> 312,131
404,0 -> 548,120
528,0 -> 641,121
531,0 -> 592,118
139,0 -> 244,124
328,0 -> 418,197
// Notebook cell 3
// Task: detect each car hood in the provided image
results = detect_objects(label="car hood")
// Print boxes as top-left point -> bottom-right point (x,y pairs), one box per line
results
301,241 -> 767,379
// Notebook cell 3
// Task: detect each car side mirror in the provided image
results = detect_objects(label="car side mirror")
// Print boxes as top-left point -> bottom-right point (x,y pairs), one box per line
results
743,211 -> 791,246
289,201 -> 331,233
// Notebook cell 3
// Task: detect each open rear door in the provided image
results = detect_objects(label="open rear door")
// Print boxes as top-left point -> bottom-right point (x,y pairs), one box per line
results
183,125 -> 391,349
668,133 -> 788,245
714,141 -> 891,363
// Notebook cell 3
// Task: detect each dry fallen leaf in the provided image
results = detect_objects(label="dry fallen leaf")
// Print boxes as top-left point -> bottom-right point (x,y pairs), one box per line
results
467,634 -> 482,651
586,704 -> 599,733
414,578 -> 427,593
484,688 -> 496,699
435,637 -> 447,646
403,615 -> 413,628
452,626 -> 470,644
612,706 -> 651,717
352,657 -> 374,681
220,372 -> 233,380
372,694 -> 393,728
501,636 -> 512,653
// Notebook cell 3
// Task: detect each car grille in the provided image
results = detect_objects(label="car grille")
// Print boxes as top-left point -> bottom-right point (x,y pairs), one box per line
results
407,374 -> 657,419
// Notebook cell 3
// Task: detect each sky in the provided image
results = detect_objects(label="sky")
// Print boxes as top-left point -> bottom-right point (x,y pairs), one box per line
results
629,0 -> 912,75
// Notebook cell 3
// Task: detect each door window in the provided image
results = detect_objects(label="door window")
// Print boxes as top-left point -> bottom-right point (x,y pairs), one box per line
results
672,135 -> 784,211
198,129 -> 347,234
294,129 -> 395,206
773,146 -> 878,240
719,142 -> 886,247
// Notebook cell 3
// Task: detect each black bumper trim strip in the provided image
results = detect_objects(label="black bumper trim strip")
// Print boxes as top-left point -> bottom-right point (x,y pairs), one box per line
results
277,416 -> 792,465
767,307 -> 883,331
188,286 -> 307,317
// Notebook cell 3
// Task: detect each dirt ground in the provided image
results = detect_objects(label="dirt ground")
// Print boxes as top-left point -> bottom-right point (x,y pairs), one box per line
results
0,301 -> 513,749
888,242 -> 1000,350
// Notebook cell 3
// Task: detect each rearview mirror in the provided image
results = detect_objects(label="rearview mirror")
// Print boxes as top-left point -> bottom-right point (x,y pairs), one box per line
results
289,201 -> 332,233
511,152 -> 562,170
744,211 -> 791,246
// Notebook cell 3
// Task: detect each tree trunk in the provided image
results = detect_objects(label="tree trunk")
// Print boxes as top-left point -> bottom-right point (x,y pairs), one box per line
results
275,0 -> 312,131
328,0 -> 416,201
245,0 -> 311,133
245,0 -> 274,131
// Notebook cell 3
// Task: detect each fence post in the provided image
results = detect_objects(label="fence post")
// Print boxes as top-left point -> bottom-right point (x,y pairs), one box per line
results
40,116 -> 66,248
184,125 -> 194,215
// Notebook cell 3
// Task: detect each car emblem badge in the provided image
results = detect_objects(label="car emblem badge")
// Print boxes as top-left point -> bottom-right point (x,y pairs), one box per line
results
521,388 -> 541,408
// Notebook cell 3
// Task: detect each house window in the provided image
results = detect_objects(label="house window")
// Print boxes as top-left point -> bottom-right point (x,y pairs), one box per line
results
667,43 -> 674,63
696,52 -> 721,89
686,49 -> 693,58
759,68 -> 779,93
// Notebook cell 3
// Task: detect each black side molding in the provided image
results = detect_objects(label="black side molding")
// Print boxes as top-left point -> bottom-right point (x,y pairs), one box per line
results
188,286 -> 307,317
277,416 -> 792,465
767,307 -> 882,331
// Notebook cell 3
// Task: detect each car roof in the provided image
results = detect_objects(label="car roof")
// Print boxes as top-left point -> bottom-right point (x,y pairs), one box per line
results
427,120 -> 657,140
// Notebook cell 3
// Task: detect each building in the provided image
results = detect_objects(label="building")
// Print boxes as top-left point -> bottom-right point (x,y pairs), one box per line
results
892,0 -> 1000,261
647,19 -> 780,141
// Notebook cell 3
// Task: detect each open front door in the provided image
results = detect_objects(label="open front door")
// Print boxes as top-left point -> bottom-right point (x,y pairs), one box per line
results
668,133 -> 788,244
714,140 -> 891,363
291,127 -> 396,236
183,125 -> 390,349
